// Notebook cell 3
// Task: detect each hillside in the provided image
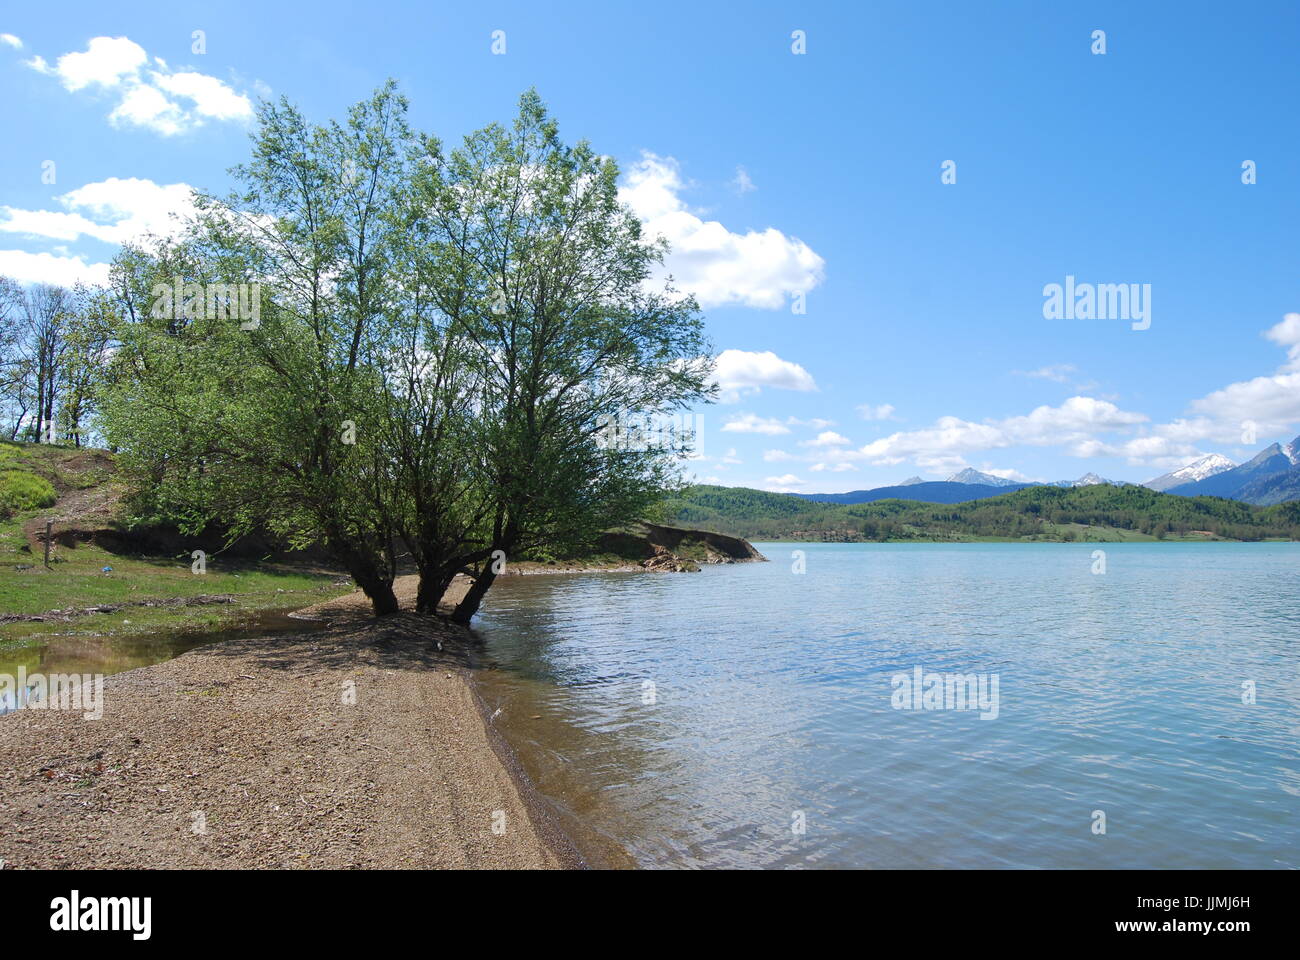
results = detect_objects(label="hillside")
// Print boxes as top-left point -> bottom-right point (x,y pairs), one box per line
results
0,441 -> 349,646
664,483 -> 1300,543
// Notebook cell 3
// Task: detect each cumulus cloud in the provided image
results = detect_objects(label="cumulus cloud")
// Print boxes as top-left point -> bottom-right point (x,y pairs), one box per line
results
722,413 -> 790,435
982,466 -> 1035,482
1265,313 -> 1300,372
802,430 -> 850,447
619,153 -> 824,309
1,177 -> 198,247
0,34 -> 23,49
1023,319 -> 1300,466
847,397 -> 1148,471
25,36 -> 255,136
764,474 -> 804,491
1186,373 -> 1300,438
0,249 -> 110,287
810,462 -> 856,472
712,348 -> 817,402
1069,435 -> 1203,468
1117,315 -> 1300,451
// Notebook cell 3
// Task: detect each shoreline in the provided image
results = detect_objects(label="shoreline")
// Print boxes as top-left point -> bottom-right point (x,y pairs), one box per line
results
0,575 -> 588,870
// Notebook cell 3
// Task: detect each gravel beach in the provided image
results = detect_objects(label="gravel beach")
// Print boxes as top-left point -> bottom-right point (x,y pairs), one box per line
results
0,576 -> 579,869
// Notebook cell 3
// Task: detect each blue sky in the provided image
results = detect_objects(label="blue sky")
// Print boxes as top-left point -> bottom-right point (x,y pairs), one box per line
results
2,1 -> 1297,492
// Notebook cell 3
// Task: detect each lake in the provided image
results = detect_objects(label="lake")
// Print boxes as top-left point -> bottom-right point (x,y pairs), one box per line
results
472,542 -> 1300,869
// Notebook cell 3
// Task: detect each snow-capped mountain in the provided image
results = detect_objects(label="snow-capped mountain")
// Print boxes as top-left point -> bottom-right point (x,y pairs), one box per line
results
895,476 -> 925,486
1144,454 -> 1237,492
946,468 -> 1020,487
1050,473 -> 1125,488
1166,435 -> 1300,503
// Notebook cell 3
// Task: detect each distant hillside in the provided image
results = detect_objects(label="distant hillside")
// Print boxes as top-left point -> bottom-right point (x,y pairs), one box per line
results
665,484 -> 1300,542
792,480 -> 1030,505
1234,467 -> 1300,506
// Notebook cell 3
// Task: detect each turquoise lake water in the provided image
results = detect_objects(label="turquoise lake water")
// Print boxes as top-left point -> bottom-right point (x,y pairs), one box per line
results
473,542 -> 1300,868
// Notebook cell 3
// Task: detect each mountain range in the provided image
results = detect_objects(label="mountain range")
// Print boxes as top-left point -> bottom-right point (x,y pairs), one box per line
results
794,470 -> 1125,506
1160,437 -> 1300,505
792,436 -> 1300,507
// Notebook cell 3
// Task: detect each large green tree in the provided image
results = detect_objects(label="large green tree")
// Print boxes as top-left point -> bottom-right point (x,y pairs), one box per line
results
408,91 -> 714,622
99,84 -> 715,625
101,84 -> 416,614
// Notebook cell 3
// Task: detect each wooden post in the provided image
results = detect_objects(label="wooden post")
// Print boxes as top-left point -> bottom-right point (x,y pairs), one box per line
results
43,519 -> 52,568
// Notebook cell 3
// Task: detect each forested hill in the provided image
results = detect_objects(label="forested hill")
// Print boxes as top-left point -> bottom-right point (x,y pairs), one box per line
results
662,484 -> 1300,542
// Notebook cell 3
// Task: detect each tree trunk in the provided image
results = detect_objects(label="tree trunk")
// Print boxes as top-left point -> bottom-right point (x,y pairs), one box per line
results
329,539 -> 399,616
414,569 -> 450,614
448,565 -> 497,624
353,568 -> 400,616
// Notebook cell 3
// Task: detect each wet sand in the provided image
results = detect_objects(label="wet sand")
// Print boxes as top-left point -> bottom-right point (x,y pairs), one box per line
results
0,575 -> 581,869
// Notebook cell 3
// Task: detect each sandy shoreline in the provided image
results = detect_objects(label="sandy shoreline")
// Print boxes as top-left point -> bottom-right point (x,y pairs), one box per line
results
0,575 -> 584,870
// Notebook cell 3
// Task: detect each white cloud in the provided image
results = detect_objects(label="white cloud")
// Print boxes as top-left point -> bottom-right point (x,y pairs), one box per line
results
731,166 -> 756,194
810,462 -> 856,473
1186,373 -> 1300,438
851,397 -> 1148,469
0,249 -> 110,287
1070,435 -> 1203,467
25,35 -> 254,136
764,474 -> 804,491
1123,315 -> 1300,450
997,396 -> 1148,444
802,430 -> 850,447
620,153 -> 824,309
713,348 -> 817,402
1265,313 -> 1300,372
0,34 -> 23,50
722,413 -> 790,435
856,403 -> 896,420
1,178 -> 198,246
110,82 -> 188,135
152,71 -> 254,120
763,449 -> 794,462
981,466 -> 1035,482
39,35 -> 147,90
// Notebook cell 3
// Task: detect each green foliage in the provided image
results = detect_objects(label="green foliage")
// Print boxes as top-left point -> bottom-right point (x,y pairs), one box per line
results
0,468 -> 56,516
666,483 -> 1300,542
96,84 -> 714,618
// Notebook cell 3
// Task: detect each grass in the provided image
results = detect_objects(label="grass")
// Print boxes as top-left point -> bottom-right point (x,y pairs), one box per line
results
0,440 -> 354,645
0,540 -> 349,643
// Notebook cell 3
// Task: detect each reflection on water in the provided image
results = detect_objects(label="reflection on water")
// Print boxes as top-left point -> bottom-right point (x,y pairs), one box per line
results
472,543 -> 1300,869
0,611 -> 320,716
